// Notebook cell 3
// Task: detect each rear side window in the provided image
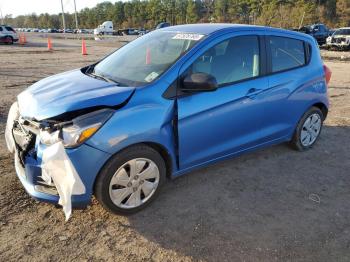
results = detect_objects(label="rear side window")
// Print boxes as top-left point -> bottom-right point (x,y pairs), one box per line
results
5,27 -> 15,32
0,27 -> 3,31
268,36 -> 306,73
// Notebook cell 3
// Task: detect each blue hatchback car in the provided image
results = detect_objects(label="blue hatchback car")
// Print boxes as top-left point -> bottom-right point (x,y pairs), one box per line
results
6,24 -> 331,216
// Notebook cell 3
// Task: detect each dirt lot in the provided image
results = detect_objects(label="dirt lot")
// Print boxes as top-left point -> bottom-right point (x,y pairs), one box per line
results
0,34 -> 350,262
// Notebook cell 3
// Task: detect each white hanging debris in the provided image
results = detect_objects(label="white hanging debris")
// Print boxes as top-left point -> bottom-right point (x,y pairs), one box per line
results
5,102 -> 19,153
41,142 -> 86,221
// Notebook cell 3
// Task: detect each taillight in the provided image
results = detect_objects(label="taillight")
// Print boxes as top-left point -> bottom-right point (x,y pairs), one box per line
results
323,64 -> 332,86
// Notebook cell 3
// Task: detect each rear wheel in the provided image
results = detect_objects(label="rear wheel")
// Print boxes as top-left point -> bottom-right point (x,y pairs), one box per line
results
290,107 -> 324,151
95,145 -> 166,215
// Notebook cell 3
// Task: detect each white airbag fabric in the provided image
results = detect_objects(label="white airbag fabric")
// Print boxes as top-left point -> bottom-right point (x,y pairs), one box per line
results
5,102 -> 19,153
41,142 -> 86,221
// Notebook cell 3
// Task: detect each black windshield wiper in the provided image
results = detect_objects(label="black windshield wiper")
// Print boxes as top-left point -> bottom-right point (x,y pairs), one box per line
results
89,72 -> 120,85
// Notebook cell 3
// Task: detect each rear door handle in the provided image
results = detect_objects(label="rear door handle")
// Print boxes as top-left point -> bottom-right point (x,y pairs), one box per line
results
246,88 -> 263,98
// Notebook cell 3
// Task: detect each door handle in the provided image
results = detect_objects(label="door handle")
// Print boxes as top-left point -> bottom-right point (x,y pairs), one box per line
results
246,88 -> 263,98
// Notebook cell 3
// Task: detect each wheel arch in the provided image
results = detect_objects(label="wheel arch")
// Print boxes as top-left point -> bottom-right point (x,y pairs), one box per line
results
141,142 -> 173,179
312,102 -> 328,120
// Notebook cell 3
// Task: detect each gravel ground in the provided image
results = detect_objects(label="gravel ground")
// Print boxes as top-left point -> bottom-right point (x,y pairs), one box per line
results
0,34 -> 350,262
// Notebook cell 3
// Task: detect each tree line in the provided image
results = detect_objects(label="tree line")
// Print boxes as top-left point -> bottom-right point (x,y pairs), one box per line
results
3,0 -> 350,30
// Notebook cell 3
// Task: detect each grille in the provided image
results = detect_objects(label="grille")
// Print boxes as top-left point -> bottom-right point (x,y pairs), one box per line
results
35,176 -> 58,195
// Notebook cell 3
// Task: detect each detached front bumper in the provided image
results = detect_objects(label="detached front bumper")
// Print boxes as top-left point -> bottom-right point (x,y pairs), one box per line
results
5,102 -> 111,210
16,143 -> 110,208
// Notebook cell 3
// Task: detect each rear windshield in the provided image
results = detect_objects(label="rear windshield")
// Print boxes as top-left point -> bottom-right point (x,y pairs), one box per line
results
334,29 -> 350,36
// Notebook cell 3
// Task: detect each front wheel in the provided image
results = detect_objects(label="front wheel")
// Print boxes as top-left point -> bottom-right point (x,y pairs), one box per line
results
95,145 -> 166,215
5,36 -> 13,45
290,107 -> 324,151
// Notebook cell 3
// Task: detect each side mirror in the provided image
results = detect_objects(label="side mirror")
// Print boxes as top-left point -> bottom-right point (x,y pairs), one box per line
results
181,72 -> 218,92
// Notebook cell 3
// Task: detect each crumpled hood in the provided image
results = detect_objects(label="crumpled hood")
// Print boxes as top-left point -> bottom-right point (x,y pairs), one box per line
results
18,69 -> 135,120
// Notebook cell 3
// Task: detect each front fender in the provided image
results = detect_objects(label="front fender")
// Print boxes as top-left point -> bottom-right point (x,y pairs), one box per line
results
86,88 -> 177,174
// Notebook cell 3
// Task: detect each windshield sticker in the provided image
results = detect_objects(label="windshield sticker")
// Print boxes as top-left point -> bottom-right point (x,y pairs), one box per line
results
172,33 -> 204,41
145,72 -> 159,82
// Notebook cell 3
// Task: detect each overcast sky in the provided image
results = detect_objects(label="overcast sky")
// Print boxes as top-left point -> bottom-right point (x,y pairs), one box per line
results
0,0 -> 121,17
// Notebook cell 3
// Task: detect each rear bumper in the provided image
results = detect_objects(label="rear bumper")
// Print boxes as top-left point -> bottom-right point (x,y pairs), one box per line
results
16,143 -> 111,208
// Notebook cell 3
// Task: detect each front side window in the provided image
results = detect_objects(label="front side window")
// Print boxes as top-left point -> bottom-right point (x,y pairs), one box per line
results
0,27 -> 3,32
93,31 -> 204,87
269,36 -> 306,73
189,35 -> 260,86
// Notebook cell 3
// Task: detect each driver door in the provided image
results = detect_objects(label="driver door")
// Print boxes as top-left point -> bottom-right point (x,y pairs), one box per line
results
177,34 -> 269,170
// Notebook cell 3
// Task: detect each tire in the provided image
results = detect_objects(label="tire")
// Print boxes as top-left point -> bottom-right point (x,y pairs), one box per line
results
95,144 -> 166,215
290,107 -> 324,151
5,36 -> 13,45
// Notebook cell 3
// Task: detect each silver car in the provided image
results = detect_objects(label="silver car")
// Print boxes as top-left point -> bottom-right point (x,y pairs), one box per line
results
0,25 -> 19,44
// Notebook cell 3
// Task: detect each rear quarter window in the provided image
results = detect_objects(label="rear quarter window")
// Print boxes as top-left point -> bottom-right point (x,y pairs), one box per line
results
268,36 -> 307,73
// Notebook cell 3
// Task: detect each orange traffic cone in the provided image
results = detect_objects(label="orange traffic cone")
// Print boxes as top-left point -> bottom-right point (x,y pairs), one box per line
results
47,37 -> 52,51
23,34 -> 26,44
81,38 -> 87,55
19,33 -> 24,45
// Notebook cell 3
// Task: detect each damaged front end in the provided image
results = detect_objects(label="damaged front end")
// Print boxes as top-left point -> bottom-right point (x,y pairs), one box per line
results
326,36 -> 350,50
5,102 -> 113,220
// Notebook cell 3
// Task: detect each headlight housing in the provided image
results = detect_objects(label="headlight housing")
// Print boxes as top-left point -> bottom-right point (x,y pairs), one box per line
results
40,109 -> 114,148
62,109 -> 114,148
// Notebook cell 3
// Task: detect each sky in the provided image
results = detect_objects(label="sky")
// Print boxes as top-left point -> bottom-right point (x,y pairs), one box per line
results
0,0 -> 122,17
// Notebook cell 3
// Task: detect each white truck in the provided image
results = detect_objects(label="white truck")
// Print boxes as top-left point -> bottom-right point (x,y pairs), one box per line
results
94,21 -> 114,35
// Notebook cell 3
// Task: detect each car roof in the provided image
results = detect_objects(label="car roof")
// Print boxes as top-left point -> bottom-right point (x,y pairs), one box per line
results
162,23 -> 312,40
163,23 -> 263,34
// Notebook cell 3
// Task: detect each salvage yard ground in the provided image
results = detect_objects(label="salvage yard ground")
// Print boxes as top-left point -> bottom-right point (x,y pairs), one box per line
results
0,34 -> 350,261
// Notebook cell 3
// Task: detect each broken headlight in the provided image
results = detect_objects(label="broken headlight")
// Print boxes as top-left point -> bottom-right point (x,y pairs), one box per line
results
62,109 -> 114,148
40,109 -> 114,148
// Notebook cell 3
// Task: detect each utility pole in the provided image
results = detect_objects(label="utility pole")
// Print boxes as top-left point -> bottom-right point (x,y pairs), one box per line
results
60,0 -> 66,32
0,7 -> 4,25
73,0 -> 78,30
318,0 -> 321,22
299,11 -> 305,29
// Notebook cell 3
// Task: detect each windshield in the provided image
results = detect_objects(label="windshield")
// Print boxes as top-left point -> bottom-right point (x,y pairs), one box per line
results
334,29 -> 350,36
93,31 -> 205,87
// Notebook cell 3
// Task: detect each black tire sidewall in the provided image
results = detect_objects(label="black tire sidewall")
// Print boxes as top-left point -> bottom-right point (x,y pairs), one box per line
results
95,145 -> 166,215
6,36 -> 13,45
292,107 -> 324,151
